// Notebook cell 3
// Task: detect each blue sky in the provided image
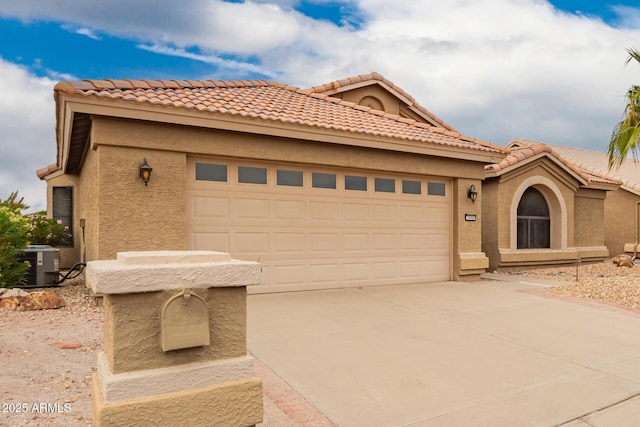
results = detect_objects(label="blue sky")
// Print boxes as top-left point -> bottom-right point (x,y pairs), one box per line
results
1,0 -> 640,210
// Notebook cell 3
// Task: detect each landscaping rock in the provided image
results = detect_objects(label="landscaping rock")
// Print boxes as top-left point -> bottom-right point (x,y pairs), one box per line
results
20,291 -> 66,310
49,341 -> 82,349
612,254 -> 634,268
0,296 -> 24,309
1,288 -> 29,298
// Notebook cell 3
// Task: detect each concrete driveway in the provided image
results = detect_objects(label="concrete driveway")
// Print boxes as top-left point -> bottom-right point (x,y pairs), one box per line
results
247,279 -> 640,426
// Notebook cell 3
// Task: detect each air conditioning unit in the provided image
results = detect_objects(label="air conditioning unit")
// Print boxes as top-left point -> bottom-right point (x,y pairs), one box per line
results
21,245 -> 60,288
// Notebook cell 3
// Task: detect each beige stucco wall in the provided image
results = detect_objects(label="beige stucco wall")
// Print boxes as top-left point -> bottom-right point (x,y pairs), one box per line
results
78,144 -> 100,263
453,178 -> 487,278
605,189 -> 640,256
92,374 -> 263,427
334,85 -> 402,116
481,179 -> 500,270
94,117 -> 485,180
103,287 -> 247,374
574,188 -> 606,248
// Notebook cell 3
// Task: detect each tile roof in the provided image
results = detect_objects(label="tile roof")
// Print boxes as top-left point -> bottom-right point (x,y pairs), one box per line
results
54,78 -> 505,155
308,72 -> 456,131
544,143 -> 640,194
486,139 -> 620,187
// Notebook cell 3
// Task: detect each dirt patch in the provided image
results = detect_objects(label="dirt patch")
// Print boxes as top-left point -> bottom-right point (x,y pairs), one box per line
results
0,278 -> 102,427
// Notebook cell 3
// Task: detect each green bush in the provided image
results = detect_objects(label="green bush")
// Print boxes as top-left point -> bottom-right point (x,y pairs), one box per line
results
26,211 -> 71,246
0,205 -> 31,288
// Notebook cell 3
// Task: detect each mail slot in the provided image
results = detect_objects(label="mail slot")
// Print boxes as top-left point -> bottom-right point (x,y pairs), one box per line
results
161,289 -> 211,352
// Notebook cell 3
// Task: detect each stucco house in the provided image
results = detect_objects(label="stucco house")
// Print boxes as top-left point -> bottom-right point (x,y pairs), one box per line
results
37,73 -> 508,293
540,143 -> 640,257
482,140 -> 620,271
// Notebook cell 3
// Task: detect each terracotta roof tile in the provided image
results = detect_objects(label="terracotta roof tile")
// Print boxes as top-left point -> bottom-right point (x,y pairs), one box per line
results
54,78 -> 506,155
308,72 -> 456,131
485,139 -> 620,186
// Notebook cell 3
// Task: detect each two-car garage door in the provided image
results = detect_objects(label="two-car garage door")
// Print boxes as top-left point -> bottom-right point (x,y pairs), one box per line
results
186,157 -> 451,293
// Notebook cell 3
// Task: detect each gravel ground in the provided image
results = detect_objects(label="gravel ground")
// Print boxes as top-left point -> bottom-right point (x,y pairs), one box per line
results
503,260 -> 640,311
1,261 -> 639,426
0,276 -> 102,427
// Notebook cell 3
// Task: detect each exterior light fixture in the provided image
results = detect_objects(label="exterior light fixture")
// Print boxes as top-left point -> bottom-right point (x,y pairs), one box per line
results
139,158 -> 153,186
468,184 -> 478,203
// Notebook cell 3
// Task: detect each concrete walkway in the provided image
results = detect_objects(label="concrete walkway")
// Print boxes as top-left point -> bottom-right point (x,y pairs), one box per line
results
247,279 -> 640,426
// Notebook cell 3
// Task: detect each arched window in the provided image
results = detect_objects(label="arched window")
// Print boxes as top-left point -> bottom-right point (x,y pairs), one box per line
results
517,187 -> 550,248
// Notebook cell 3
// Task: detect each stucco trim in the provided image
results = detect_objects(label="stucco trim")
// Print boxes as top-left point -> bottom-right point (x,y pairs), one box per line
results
509,176 -> 568,250
87,251 -> 262,294
97,352 -> 255,403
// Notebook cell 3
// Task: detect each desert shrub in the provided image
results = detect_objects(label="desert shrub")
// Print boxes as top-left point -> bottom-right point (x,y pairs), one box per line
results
0,205 -> 31,288
26,211 -> 71,246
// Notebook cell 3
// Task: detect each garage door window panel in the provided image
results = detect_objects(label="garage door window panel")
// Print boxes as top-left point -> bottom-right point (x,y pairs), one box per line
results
238,166 -> 267,184
345,175 -> 367,191
312,173 -> 337,189
196,163 -> 227,182
427,182 -> 446,196
375,178 -> 395,193
277,169 -> 304,187
402,180 -> 421,195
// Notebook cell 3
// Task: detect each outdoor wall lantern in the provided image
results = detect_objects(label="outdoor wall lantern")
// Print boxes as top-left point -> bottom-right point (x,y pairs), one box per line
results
139,158 -> 153,186
468,184 -> 478,203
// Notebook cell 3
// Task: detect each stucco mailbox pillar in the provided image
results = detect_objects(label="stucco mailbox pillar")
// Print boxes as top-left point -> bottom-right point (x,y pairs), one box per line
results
87,251 -> 263,427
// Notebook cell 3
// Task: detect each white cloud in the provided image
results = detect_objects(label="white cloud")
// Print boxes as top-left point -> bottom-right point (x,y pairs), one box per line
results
136,43 -> 276,77
1,0 -> 640,210
0,59 -> 55,211
61,24 -> 101,40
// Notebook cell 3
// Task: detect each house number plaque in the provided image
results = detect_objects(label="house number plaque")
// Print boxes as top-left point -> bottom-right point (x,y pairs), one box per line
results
161,289 -> 211,352
465,214 -> 477,222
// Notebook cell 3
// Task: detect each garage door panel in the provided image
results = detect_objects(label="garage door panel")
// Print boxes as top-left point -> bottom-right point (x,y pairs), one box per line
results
426,206 -> 449,226
426,232 -> 449,251
342,203 -> 369,221
343,262 -> 369,281
399,205 -> 423,222
343,233 -> 369,252
371,261 -> 397,279
273,265 -> 305,285
236,198 -> 270,219
191,232 -> 230,252
192,196 -> 229,219
426,258 -> 449,279
310,201 -> 339,220
372,233 -> 397,251
235,232 -> 270,253
273,200 -> 306,220
372,204 -> 397,222
399,260 -> 425,279
310,264 -> 339,283
273,233 -> 306,253
310,233 -> 339,252
399,233 -> 423,251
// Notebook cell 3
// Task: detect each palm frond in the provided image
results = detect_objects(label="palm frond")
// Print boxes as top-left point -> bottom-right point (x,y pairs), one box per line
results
626,47 -> 640,65
607,85 -> 640,170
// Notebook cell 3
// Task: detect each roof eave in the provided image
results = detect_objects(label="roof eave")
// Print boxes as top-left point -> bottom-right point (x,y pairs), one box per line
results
485,152 -> 588,185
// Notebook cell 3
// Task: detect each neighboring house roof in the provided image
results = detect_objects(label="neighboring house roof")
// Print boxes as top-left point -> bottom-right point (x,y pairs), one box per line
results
544,143 -> 640,196
46,77 -> 506,178
485,139 -> 620,189
308,72 -> 456,131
